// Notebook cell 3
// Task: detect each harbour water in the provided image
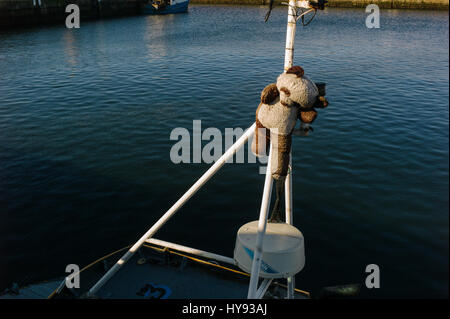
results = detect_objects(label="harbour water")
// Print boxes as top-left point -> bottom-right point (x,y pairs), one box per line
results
0,5 -> 448,298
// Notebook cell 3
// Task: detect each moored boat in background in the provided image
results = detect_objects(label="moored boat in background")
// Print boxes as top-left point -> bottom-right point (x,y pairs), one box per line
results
144,0 -> 189,15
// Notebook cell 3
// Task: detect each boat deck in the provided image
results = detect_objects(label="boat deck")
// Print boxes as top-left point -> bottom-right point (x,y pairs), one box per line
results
95,244 -> 307,299
1,244 -> 309,299
99,249 -> 249,299
0,280 -> 62,299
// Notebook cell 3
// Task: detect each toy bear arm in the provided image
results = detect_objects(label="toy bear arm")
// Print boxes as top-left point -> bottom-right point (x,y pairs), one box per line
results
299,109 -> 318,124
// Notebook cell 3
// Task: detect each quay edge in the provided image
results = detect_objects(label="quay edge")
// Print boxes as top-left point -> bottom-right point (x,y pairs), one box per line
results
190,0 -> 449,10
0,0 -> 448,30
0,0 -> 145,28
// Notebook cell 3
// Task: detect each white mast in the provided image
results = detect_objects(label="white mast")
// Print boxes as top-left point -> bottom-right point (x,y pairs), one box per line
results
247,0 -> 314,299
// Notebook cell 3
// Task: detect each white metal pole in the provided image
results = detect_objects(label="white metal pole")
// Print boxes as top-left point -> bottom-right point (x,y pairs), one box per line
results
248,0 -> 306,299
284,0 -> 299,298
285,160 -> 293,224
88,123 -> 256,297
255,278 -> 273,299
247,143 -> 273,299
283,0 -> 297,72
284,0 -> 296,225
145,238 -> 236,266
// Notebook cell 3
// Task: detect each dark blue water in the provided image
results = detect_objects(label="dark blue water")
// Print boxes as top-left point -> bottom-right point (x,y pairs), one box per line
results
0,5 -> 448,298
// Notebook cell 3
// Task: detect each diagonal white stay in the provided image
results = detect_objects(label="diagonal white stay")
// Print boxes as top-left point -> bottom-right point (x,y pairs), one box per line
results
88,123 -> 256,296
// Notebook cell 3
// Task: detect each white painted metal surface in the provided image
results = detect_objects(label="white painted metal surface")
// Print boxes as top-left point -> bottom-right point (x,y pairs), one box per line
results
145,238 -> 236,266
283,0 -> 298,72
285,158 -> 293,225
255,278 -> 273,299
235,221 -> 305,279
247,143 -> 274,298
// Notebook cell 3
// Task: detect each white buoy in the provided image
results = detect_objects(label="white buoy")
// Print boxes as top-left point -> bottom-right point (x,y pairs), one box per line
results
234,221 -> 305,279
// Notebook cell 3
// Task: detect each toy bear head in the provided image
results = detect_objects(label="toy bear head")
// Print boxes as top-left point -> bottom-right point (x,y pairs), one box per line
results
276,66 -> 319,109
258,66 -> 328,126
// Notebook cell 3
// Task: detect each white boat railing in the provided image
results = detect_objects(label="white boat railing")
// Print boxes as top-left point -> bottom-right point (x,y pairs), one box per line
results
86,0 -> 312,299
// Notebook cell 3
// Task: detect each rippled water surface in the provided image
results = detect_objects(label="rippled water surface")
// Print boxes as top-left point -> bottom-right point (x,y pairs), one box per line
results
0,5 -> 448,298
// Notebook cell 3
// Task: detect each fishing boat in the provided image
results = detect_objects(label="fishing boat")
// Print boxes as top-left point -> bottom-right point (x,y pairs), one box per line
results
1,0 -> 358,300
144,0 -> 189,15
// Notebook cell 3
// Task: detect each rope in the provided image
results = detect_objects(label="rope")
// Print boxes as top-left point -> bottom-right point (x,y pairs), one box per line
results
300,8 -> 317,26
143,244 -> 251,277
264,0 -> 275,22
47,244 -> 132,299
142,244 -> 311,298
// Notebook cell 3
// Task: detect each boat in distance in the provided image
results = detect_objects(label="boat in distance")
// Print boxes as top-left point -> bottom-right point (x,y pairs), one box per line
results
144,0 -> 189,15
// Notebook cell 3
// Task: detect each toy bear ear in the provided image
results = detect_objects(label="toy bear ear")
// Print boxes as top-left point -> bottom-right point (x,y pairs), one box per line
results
260,83 -> 279,104
286,66 -> 304,78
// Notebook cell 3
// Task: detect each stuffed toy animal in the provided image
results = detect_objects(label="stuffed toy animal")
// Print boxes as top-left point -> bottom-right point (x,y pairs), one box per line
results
251,66 -> 328,222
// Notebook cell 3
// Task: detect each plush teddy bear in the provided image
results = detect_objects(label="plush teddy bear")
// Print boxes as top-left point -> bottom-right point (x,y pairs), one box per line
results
251,65 -> 328,222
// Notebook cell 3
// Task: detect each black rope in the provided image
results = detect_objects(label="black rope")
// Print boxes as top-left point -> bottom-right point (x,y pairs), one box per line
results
301,8 -> 317,26
268,179 -> 285,223
265,0 -> 322,25
264,0 -> 274,23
